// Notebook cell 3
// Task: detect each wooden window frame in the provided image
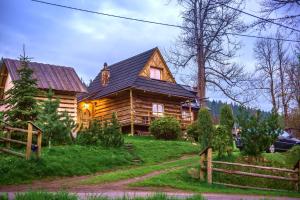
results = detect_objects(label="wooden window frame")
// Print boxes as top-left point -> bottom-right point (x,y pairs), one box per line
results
152,103 -> 164,116
182,110 -> 193,121
150,67 -> 162,80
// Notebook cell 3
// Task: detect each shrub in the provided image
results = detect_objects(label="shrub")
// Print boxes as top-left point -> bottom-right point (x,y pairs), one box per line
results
197,108 -> 214,148
76,120 -> 102,145
186,122 -> 199,142
237,108 -> 281,156
150,117 -> 181,140
212,125 -> 232,158
100,113 -> 124,147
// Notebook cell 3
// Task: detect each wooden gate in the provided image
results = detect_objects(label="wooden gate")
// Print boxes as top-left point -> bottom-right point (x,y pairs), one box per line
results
199,147 -> 300,191
0,120 -> 43,160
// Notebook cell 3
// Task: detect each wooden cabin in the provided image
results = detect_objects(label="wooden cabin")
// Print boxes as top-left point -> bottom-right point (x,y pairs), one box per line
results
78,47 -> 197,135
0,58 -> 87,121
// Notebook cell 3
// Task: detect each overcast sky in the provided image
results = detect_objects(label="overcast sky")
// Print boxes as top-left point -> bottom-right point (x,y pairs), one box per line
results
0,0 -> 285,111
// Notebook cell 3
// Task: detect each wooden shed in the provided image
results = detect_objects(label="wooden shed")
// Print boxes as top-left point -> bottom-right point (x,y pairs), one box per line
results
78,47 -> 197,134
0,58 -> 87,121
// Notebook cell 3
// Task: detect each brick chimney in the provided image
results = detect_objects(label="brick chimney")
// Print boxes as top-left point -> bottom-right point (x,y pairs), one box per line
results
101,62 -> 110,86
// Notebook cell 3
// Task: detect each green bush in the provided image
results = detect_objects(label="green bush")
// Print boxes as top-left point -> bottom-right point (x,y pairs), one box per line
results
237,108 -> 281,156
197,108 -> 214,148
286,146 -> 300,167
100,113 -> 124,147
213,125 -> 232,158
76,120 -> 102,145
150,117 -> 181,140
76,113 -> 124,147
186,122 -> 199,142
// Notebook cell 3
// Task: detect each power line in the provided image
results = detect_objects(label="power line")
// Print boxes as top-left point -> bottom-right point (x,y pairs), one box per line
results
216,2 -> 300,33
31,0 -> 300,43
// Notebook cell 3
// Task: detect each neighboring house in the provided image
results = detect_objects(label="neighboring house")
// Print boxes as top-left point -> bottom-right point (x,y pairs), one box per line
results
0,58 -> 87,121
78,47 -> 197,135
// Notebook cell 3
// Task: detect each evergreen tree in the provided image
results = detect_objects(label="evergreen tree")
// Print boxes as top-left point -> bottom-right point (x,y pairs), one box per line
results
101,113 -> 124,147
197,108 -> 214,148
37,89 -> 75,146
220,105 -> 234,153
4,54 -> 39,128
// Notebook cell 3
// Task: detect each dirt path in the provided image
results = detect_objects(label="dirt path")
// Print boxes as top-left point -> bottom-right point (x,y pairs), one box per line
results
0,155 -> 194,192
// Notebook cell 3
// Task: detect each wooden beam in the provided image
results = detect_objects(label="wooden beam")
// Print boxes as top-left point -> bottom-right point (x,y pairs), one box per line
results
26,123 -> 33,160
0,137 -> 27,145
37,130 -> 42,159
213,182 -> 289,192
189,100 -> 192,123
0,147 -> 25,158
207,147 -> 212,184
130,89 -> 134,136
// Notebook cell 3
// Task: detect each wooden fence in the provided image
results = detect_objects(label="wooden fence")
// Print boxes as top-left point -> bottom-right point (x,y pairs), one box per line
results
0,120 -> 43,160
199,147 -> 300,191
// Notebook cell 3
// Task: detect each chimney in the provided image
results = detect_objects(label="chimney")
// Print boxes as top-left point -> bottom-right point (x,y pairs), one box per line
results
101,62 -> 110,86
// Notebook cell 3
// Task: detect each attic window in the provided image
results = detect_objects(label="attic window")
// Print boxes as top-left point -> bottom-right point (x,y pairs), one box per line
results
150,67 -> 162,80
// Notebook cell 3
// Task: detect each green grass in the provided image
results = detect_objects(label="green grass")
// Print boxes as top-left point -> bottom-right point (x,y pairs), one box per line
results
13,192 -> 204,200
82,156 -> 198,185
130,152 -> 300,198
125,136 -> 199,164
130,167 -> 300,198
0,136 -> 199,185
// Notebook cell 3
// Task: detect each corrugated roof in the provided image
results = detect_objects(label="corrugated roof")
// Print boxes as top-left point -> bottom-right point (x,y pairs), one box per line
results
84,47 -> 195,100
2,58 -> 87,93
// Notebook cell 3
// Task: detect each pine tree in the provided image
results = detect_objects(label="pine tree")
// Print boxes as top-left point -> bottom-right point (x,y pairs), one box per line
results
101,113 -> 124,147
37,89 -> 75,146
220,105 -> 235,152
4,54 -> 39,128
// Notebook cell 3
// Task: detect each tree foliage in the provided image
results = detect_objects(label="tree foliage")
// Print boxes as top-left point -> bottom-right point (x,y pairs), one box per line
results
37,89 -> 75,146
197,108 -> 214,148
150,116 -> 181,140
212,125 -> 232,158
186,122 -> 199,142
237,107 -> 281,156
101,113 -> 124,147
4,55 -> 39,128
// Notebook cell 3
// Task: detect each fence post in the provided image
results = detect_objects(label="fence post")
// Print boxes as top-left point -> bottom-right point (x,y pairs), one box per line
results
26,123 -> 33,160
6,131 -> 11,149
199,152 -> 205,181
37,130 -> 42,159
207,147 -> 212,184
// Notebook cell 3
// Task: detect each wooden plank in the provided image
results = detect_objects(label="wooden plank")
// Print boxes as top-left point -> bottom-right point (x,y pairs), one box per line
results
213,168 -> 298,181
130,89 -> 134,136
37,130 -> 42,159
3,126 -> 38,134
213,182 -> 290,192
0,147 -> 25,158
6,131 -> 11,148
207,147 -> 212,184
0,137 -> 27,145
26,123 -> 33,160
212,160 -> 296,173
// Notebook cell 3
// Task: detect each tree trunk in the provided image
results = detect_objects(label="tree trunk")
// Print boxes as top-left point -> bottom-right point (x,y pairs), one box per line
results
197,48 -> 206,108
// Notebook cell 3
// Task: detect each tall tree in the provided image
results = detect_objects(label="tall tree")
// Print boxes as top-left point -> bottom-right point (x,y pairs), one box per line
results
4,51 -> 39,128
169,0 -> 250,106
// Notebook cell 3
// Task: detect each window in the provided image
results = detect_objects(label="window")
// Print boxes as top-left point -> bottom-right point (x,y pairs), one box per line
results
182,110 -> 193,121
152,103 -> 164,116
150,67 -> 162,80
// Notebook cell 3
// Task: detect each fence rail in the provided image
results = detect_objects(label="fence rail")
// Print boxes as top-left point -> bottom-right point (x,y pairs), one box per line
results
0,120 -> 43,160
199,147 -> 300,191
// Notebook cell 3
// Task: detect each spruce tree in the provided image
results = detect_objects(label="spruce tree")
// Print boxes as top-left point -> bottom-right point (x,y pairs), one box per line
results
197,108 -> 214,148
4,54 -> 39,128
220,105 -> 234,153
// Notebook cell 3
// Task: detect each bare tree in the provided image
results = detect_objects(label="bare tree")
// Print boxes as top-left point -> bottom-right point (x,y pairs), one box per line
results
255,0 -> 300,31
288,52 -> 300,109
253,38 -> 279,112
168,0 -> 251,107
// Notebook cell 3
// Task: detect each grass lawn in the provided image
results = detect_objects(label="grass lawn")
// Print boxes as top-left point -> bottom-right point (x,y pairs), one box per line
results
81,155 -> 198,185
0,192 -> 203,200
130,152 -> 300,198
0,136 -> 199,185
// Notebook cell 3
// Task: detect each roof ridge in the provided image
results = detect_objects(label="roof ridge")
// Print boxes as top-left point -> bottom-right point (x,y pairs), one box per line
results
2,58 -> 75,70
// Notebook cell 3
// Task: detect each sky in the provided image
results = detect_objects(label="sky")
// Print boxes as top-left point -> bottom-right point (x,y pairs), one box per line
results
0,0 -> 284,111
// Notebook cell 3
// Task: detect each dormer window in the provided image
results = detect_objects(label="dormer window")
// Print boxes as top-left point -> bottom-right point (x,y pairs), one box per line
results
150,67 -> 162,80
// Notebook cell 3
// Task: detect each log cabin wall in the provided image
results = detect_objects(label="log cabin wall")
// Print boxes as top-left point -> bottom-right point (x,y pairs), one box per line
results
92,90 -> 131,125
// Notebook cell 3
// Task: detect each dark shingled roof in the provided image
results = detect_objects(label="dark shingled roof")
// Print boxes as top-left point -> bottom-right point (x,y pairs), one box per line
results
84,47 -> 195,100
2,58 -> 87,93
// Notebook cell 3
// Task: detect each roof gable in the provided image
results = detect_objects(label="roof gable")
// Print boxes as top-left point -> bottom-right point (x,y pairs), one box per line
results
139,49 -> 176,83
2,58 -> 87,93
